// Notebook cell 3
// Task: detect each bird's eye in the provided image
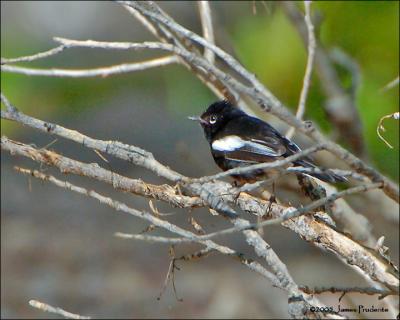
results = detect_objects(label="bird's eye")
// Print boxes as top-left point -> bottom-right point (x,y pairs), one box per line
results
209,115 -> 217,124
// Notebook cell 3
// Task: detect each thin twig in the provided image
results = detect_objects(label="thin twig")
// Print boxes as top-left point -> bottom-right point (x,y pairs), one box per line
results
177,247 -> 214,261
250,183 -> 382,230
299,286 -> 395,300
1,55 -> 178,77
376,112 -> 399,149
197,1 -> 215,63
188,144 -> 325,183
29,300 -> 91,319
157,246 -> 183,302
122,4 -> 159,37
115,232 -> 192,244
53,37 -> 175,50
286,0 -> 316,139
281,2 -> 366,159
1,45 -> 66,64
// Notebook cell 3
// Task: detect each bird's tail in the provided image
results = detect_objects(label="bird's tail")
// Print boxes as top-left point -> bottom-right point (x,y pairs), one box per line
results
293,160 -> 347,183
306,170 -> 347,183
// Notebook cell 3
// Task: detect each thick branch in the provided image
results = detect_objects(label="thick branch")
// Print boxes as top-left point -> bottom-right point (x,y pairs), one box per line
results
0,136 -> 202,208
15,167 -> 282,290
15,167 -> 339,319
3,134 -> 397,293
1,96 -> 183,182
2,95 -> 398,291
236,193 -> 399,292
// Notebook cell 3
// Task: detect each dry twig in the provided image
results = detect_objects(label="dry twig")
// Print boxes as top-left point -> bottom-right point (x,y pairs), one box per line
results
286,1 -> 316,139
197,1 -> 215,63
29,299 -> 90,319
376,112 -> 399,149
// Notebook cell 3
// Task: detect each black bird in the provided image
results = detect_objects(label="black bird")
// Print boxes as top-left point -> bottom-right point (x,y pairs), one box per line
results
189,100 -> 345,184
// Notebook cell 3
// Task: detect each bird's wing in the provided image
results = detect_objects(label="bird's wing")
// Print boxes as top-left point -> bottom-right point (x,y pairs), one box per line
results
211,135 -> 286,163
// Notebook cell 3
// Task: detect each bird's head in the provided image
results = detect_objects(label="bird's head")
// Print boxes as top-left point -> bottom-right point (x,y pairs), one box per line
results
188,100 -> 244,141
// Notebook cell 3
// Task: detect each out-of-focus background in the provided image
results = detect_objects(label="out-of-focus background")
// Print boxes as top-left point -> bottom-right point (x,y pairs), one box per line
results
1,1 -> 399,319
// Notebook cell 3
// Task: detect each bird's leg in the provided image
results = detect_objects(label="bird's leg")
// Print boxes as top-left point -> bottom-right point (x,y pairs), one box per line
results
263,182 -> 276,218
270,182 -> 277,204
231,178 -> 246,204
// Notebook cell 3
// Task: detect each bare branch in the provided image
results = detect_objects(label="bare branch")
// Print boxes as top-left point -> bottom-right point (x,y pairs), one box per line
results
197,1 -> 215,63
1,55 -> 178,77
2,95 -> 398,293
121,2 -> 255,115
115,232 -> 192,244
0,92 -> 18,113
281,2 -> 367,159
54,36 -> 244,111
299,286 -> 395,299
2,35 -> 397,203
0,136 -> 202,208
29,299 -> 90,319
14,167 -> 283,290
1,45 -> 66,64
0,97 -> 184,182
53,37 -> 174,50
5,136 -> 398,295
186,183 -> 383,240
287,167 -> 369,182
107,183 -> 385,249
122,1 -> 398,203
16,166 -> 340,317
2,10 -> 396,202
286,0 -> 316,139
121,4 -> 159,37
236,193 -> 399,293
3,134 -> 367,241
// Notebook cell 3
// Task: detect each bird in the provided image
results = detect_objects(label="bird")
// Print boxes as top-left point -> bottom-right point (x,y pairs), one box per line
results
189,100 -> 346,184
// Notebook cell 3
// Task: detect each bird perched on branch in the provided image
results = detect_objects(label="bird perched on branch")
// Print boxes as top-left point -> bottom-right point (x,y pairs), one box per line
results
189,100 -> 346,184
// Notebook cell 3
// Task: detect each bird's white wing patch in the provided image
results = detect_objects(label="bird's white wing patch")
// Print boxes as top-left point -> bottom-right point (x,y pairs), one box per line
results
212,135 -> 245,151
212,135 -> 279,156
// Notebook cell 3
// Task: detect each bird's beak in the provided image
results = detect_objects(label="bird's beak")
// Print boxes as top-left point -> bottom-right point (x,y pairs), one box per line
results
188,116 -> 208,125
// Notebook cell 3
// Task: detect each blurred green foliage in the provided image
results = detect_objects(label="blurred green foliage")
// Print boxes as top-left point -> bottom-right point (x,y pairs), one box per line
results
232,1 -> 399,180
1,1 -> 398,180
